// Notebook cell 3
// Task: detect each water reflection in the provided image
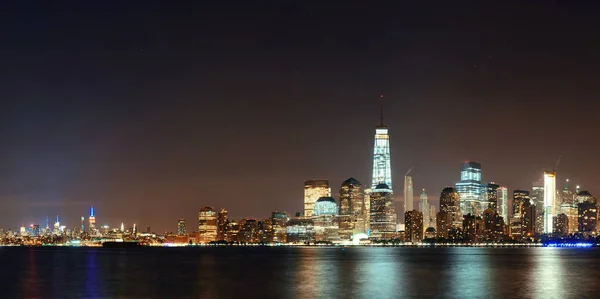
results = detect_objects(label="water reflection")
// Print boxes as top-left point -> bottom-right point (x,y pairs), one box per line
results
84,250 -> 99,297
533,248 -> 565,298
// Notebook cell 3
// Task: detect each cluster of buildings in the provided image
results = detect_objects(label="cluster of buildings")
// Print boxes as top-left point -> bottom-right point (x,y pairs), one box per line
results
2,111 -> 598,247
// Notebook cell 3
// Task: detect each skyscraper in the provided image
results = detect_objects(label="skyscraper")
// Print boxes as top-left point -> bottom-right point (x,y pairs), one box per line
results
577,191 -> 597,233
404,174 -> 414,214
304,180 -> 331,217
483,183 -> 499,212
217,208 -> 228,241
419,189 -> 428,215
497,186 -> 508,224
455,162 -> 483,216
405,210 -> 423,243
89,206 -> 96,232
177,219 -> 187,236
531,180 -> 545,234
338,178 -> 364,239
437,187 -> 462,239
512,190 -> 531,219
371,111 -> 392,191
198,206 -> 217,243
369,183 -> 396,239
543,170 -> 556,234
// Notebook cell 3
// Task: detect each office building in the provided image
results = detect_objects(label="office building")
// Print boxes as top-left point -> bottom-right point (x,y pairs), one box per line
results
177,219 -> 187,236
532,180 -> 545,234
437,187 -> 462,240
456,161 -> 483,216
497,186 -> 509,224
419,189 -> 428,214
554,214 -> 569,236
463,214 -> 483,243
286,218 -> 315,244
338,178 -> 364,239
577,191 -> 598,233
313,197 -> 340,242
521,200 -> 536,241
304,180 -> 331,217
483,183 -> 499,212
217,209 -> 228,241
271,211 -> 288,243
404,175 -> 413,214
198,206 -> 217,243
543,171 -> 556,234
405,210 -> 423,243
512,190 -> 531,219
371,113 -> 392,191
369,183 -> 397,239
238,219 -> 259,243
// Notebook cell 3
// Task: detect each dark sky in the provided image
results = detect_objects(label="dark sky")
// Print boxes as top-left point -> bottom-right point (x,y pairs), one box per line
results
1,1 -> 600,232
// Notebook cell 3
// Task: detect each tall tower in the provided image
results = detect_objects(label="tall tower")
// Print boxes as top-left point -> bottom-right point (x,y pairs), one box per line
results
304,180 -> 331,217
455,161 -> 483,216
404,172 -> 414,214
419,189 -> 428,214
371,96 -> 392,191
497,186 -> 508,222
177,219 -> 187,236
544,170 -> 556,234
89,206 -> 96,232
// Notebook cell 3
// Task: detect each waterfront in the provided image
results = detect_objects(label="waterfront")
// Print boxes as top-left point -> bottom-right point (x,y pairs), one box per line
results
1,247 -> 599,298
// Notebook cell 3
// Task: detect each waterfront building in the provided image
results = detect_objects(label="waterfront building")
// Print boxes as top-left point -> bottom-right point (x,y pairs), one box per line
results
497,186 -> 509,225
217,208 -> 228,241
286,218 -> 315,244
369,183 -> 397,240
198,206 -> 217,243
371,113 -> 392,190
463,214 -> 483,243
512,190 -> 530,219
404,175 -> 413,214
483,183 -> 499,212
304,180 -> 331,217
313,197 -> 340,242
532,180 -> 545,234
424,227 -> 436,239
544,171 -> 556,234
177,219 -> 187,236
437,187 -> 462,240
482,208 -> 504,242
238,219 -> 259,243
338,178 -> 364,239
455,161 -> 483,216
405,210 -> 423,243
521,200 -> 536,241
258,219 -> 273,243
553,214 -> 569,236
225,220 -> 240,242
271,211 -> 288,243
577,191 -> 598,234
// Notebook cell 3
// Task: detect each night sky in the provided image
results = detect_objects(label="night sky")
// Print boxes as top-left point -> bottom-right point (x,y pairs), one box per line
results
1,1 -> 599,232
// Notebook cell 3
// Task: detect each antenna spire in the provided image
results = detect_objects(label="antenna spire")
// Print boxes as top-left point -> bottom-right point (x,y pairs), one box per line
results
379,94 -> 384,126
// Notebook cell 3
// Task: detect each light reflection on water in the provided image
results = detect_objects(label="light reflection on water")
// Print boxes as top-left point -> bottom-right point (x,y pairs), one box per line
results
2,247 -> 600,298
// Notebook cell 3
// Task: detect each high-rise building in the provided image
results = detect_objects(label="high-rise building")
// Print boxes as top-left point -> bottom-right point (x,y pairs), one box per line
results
428,204 -> 437,229
338,178 -> 364,239
238,219 -> 259,243
371,111 -> 392,191
521,200 -> 536,241
437,187 -> 462,240
553,214 -> 569,236
304,180 -> 331,217
286,218 -> 315,244
271,211 -> 288,243
455,162 -> 483,216
463,214 -> 483,243
405,210 -> 423,243
543,171 -> 556,234
198,206 -> 217,243
89,206 -> 96,232
482,208 -> 504,242
531,180 -> 545,234
369,183 -> 397,240
314,197 -> 340,242
577,191 -> 597,233
177,219 -> 187,236
512,190 -> 531,219
497,186 -> 508,224
419,189 -> 428,214
217,209 -> 228,241
404,175 -> 414,214
483,183 -> 499,212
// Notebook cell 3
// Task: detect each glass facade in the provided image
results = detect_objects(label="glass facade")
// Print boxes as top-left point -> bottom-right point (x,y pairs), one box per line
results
404,175 -> 414,213
338,178 -> 364,240
198,206 -> 217,243
455,162 -> 483,216
304,180 -> 331,217
405,210 -> 423,243
372,126 -> 392,190
177,218 -> 187,236
543,171 -> 556,234
369,183 -> 396,239
484,183 -> 499,212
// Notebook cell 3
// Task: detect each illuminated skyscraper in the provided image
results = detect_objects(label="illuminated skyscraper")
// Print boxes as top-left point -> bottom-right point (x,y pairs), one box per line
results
405,210 -> 423,243
512,190 -> 530,219
369,183 -> 397,239
371,110 -> 392,191
198,206 -> 217,243
577,191 -> 597,233
455,162 -> 483,216
440,187 -> 462,228
404,175 -> 413,214
217,209 -> 228,241
483,183 -> 499,212
531,180 -> 545,233
89,206 -> 96,232
304,180 -> 331,217
271,211 -> 288,243
177,219 -> 187,236
419,189 -> 428,215
338,178 -> 364,239
543,171 -> 556,234
314,197 -> 340,242
497,186 -> 508,223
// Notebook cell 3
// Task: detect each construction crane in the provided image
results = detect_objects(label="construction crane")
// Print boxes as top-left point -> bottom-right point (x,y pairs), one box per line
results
554,155 -> 561,173
405,167 -> 414,176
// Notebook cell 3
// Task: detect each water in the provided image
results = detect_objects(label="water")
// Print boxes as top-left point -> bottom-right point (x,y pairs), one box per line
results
1,247 -> 599,298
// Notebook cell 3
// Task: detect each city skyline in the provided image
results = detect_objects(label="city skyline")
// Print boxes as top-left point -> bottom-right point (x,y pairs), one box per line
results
1,2 -> 600,232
